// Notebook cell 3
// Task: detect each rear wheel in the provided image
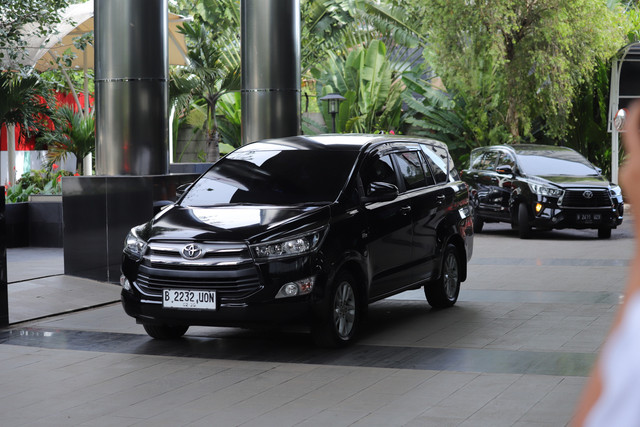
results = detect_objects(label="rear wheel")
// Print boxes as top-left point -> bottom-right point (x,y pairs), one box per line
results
598,227 -> 612,239
143,323 -> 189,340
425,244 -> 461,308
312,271 -> 361,347
473,212 -> 484,233
517,203 -> 532,239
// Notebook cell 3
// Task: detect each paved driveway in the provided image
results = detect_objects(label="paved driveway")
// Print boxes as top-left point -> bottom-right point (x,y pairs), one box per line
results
0,216 -> 634,426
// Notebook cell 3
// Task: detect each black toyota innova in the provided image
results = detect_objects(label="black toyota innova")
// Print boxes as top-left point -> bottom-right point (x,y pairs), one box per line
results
120,134 -> 473,347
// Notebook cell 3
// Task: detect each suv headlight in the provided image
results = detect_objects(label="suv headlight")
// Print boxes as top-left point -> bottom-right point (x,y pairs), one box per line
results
528,183 -> 564,198
610,185 -> 622,198
250,228 -> 326,260
124,228 -> 148,261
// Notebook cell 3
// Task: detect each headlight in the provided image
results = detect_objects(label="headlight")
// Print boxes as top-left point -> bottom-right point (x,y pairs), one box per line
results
528,183 -> 564,197
610,185 -> 622,197
250,228 -> 325,260
124,228 -> 148,261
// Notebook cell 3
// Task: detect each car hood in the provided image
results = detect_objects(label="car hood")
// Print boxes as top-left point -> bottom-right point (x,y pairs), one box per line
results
146,204 -> 331,242
532,175 -> 610,189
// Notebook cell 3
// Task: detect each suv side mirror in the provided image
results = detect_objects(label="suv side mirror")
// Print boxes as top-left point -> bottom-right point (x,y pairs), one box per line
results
362,182 -> 399,203
496,165 -> 514,176
176,182 -> 193,199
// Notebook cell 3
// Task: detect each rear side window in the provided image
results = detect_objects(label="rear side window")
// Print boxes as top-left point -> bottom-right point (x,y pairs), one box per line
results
393,151 -> 427,191
422,151 -> 448,184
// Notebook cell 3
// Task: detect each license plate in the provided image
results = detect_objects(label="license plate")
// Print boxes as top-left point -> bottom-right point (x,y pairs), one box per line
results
576,213 -> 601,223
163,289 -> 216,310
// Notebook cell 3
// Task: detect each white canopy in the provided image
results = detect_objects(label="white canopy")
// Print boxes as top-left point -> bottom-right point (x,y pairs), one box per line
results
4,0 -> 190,71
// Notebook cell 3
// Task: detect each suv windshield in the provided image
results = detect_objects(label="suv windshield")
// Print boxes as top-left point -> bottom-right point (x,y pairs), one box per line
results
181,147 -> 359,206
516,151 -> 598,177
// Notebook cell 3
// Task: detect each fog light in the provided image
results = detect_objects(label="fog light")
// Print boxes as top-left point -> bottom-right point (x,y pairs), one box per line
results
535,203 -> 543,214
276,276 -> 316,299
120,275 -> 132,291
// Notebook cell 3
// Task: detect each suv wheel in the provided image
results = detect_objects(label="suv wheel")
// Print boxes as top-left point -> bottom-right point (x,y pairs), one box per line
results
425,244 -> 460,308
312,271 -> 360,347
517,203 -> 532,239
143,323 -> 189,340
598,227 -> 612,239
473,212 -> 484,233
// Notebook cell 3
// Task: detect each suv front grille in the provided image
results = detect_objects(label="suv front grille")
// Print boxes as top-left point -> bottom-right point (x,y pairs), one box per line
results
134,241 -> 261,302
560,189 -> 611,208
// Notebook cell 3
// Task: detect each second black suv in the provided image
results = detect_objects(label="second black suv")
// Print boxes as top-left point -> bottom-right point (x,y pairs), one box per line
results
120,135 -> 473,347
462,144 -> 623,239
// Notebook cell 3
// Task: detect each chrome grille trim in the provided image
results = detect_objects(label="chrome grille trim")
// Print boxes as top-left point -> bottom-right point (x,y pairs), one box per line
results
144,241 -> 253,268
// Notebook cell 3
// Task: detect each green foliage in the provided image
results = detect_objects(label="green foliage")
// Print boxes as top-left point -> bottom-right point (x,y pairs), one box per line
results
313,40 -> 404,133
169,6 -> 241,161
0,0 -> 69,65
5,167 -> 73,203
37,105 -> 95,174
216,92 -> 242,149
0,71 -> 52,137
420,0 -> 627,143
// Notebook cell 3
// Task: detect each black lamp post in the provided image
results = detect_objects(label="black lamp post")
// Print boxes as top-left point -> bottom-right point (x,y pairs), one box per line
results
319,93 -> 346,133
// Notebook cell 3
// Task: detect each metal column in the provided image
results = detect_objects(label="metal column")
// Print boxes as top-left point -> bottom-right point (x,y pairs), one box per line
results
241,0 -> 301,145
94,0 -> 169,175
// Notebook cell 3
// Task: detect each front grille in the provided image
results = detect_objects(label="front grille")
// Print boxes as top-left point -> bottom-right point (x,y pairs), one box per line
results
560,189 -> 611,208
134,241 -> 261,302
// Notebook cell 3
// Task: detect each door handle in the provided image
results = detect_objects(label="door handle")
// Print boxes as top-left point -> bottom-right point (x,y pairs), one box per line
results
400,206 -> 412,215
436,195 -> 446,205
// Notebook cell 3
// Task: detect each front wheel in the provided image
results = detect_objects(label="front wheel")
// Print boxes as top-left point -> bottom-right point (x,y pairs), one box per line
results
425,244 -> 461,308
517,203 -> 532,239
312,271 -> 361,347
143,323 -> 189,340
598,227 -> 612,239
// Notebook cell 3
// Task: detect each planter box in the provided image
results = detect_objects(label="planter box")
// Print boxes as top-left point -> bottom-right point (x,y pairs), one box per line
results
5,198 -> 63,248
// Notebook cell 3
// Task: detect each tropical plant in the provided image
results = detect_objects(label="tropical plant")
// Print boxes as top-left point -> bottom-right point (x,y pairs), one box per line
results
170,19 -> 240,161
36,104 -> 95,174
312,40 -> 405,133
5,167 -> 73,203
0,71 -> 51,137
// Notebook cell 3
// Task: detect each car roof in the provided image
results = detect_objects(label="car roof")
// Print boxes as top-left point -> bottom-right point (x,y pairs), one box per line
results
240,134 -> 449,152
473,144 -> 578,156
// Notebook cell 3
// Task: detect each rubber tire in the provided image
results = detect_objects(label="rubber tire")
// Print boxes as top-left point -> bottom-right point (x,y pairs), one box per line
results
425,244 -> 461,308
312,271 -> 361,348
473,213 -> 484,233
517,203 -> 532,239
143,323 -> 189,340
598,227 -> 612,239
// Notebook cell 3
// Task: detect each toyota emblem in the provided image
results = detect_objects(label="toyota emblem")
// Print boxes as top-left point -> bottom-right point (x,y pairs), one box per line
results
582,190 -> 594,199
182,243 -> 204,260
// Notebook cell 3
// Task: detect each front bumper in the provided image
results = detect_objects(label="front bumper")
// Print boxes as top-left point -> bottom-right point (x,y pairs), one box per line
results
120,247 -> 325,328
529,197 -> 623,230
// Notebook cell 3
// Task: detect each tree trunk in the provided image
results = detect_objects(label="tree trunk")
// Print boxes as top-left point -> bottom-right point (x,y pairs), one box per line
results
206,129 -> 220,163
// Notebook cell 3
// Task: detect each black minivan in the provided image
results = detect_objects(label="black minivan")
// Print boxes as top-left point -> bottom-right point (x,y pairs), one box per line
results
120,135 -> 473,346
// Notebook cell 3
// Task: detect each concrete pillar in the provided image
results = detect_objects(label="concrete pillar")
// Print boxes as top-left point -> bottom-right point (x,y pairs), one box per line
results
94,0 -> 168,175
241,0 -> 301,145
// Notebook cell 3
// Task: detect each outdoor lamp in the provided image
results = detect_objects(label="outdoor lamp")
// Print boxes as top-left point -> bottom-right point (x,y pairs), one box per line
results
319,93 -> 346,133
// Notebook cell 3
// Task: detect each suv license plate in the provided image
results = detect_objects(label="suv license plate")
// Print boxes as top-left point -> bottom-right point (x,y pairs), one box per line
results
163,289 -> 216,310
576,213 -> 601,223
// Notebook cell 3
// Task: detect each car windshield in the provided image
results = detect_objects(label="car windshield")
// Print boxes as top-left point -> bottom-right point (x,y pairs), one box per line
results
516,150 -> 599,176
180,147 -> 359,206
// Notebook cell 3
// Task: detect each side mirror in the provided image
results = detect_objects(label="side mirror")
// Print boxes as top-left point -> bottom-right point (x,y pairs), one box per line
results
362,182 -> 399,203
496,165 -> 514,176
176,182 -> 193,199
